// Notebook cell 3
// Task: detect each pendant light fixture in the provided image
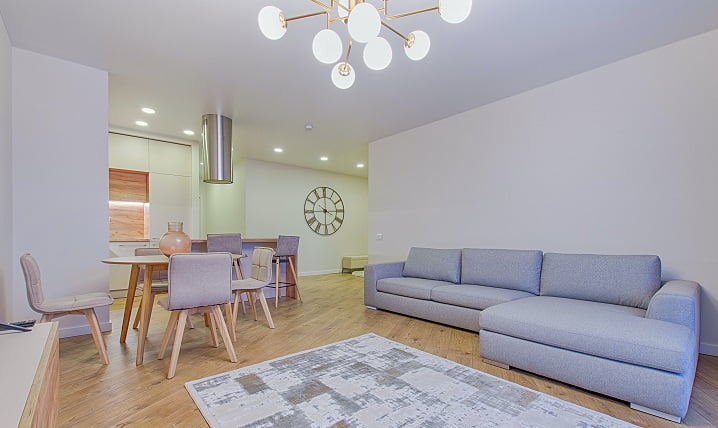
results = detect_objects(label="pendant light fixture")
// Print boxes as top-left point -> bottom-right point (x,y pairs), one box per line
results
257,0 -> 472,89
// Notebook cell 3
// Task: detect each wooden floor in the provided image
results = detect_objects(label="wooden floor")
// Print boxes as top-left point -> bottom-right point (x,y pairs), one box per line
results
57,273 -> 718,427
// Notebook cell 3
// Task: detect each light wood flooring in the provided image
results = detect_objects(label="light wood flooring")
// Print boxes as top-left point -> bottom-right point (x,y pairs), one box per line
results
57,273 -> 718,427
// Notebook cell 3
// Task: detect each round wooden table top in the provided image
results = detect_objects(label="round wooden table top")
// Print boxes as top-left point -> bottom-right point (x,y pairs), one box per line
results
101,255 -> 169,265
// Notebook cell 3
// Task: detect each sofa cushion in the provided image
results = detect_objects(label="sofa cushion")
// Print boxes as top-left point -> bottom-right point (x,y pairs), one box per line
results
431,284 -> 534,311
539,253 -> 661,309
480,296 -> 694,374
403,247 -> 461,283
461,249 -> 543,294
377,277 -> 451,300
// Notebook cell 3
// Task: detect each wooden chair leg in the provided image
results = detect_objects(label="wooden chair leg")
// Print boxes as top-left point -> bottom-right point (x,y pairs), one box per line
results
249,291 -> 258,321
224,302 -> 236,342
288,257 -> 302,302
237,262 -> 246,280
212,306 -> 237,363
186,316 -> 195,329
167,310 -> 188,379
84,308 -> 109,365
158,311 -> 180,360
275,258 -> 280,308
240,291 -> 246,314
256,290 -> 275,329
208,311 -> 219,348
204,313 -> 211,327
39,314 -> 53,323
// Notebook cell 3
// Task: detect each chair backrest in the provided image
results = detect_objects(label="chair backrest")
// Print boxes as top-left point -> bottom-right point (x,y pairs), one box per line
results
275,235 -> 300,257
135,247 -> 168,282
167,252 -> 232,310
20,253 -> 45,313
207,233 -> 243,254
250,247 -> 275,284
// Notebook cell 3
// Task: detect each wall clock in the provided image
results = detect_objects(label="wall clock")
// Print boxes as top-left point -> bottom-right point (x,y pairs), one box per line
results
304,186 -> 344,235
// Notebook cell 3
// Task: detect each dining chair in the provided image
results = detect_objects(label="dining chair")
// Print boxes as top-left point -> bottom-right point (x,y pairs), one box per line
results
231,247 -> 276,329
131,247 -> 169,330
20,253 -> 113,364
271,235 -> 302,307
207,233 -> 245,280
157,252 -> 237,379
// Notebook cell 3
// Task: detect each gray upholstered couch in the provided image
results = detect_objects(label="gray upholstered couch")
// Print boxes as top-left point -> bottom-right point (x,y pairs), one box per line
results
364,247 -> 700,422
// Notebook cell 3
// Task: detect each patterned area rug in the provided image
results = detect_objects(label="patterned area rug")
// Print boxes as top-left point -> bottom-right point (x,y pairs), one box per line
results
186,333 -> 637,427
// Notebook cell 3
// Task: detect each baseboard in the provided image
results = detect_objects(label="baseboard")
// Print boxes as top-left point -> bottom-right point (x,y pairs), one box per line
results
59,321 -> 113,339
298,269 -> 342,276
700,341 -> 718,356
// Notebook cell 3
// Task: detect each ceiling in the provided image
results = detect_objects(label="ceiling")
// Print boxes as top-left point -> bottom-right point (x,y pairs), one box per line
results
2,1 -> 718,178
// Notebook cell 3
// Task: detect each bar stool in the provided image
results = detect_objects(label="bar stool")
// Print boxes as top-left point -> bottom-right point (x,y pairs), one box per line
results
272,235 -> 301,308
207,233 -> 245,280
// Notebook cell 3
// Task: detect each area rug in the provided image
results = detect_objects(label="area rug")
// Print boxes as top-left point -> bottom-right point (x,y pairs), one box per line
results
186,333 -> 637,428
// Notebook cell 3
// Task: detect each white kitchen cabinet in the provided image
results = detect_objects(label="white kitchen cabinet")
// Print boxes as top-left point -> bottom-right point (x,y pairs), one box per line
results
149,140 -> 192,177
108,134 -> 149,171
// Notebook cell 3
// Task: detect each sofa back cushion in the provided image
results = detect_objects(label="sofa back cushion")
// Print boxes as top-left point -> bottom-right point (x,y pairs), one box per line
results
403,247 -> 461,283
461,249 -> 543,294
539,253 -> 661,309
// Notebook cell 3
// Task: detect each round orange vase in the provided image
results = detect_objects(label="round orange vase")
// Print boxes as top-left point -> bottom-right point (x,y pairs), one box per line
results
159,222 -> 191,256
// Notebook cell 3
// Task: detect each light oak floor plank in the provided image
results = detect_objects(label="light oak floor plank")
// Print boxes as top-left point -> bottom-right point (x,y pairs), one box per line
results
57,273 -> 718,427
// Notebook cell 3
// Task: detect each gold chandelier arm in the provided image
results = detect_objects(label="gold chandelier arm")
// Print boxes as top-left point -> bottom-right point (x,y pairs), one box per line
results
345,38 -> 353,63
309,0 -> 333,10
381,21 -> 409,42
384,5 -> 439,20
285,10 -> 329,23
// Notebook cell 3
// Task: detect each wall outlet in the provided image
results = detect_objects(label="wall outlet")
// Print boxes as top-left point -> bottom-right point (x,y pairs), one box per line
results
376,233 -> 383,241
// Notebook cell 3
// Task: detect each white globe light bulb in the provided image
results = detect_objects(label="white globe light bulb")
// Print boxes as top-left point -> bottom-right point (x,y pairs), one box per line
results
438,0 -> 472,24
404,30 -> 430,61
363,37 -> 392,71
331,62 -> 355,89
258,6 -> 287,40
312,29 -> 343,64
347,3 -> 381,43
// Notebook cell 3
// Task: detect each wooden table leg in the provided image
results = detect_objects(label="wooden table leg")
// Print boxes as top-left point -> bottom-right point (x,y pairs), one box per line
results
136,264 -> 154,366
120,264 -> 140,344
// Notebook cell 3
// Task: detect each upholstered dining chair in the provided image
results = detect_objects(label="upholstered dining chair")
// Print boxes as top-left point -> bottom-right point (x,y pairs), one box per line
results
207,233 -> 245,280
271,235 -> 302,307
131,247 -> 169,330
157,252 -> 237,379
20,253 -> 113,364
231,247 -> 276,329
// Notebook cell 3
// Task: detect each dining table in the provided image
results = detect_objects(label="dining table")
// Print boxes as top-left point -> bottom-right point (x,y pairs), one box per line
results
102,253 -> 246,366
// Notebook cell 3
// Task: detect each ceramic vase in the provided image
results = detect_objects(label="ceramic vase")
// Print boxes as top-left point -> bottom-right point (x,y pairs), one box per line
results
159,221 -> 191,256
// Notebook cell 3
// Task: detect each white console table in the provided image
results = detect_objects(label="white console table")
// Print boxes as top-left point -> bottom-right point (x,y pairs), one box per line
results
0,322 -> 59,427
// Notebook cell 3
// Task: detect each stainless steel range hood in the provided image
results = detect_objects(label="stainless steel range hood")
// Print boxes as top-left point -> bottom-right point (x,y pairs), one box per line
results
201,114 -> 233,184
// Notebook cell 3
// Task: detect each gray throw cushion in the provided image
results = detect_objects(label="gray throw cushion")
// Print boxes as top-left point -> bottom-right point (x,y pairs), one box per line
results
461,249 -> 543,294
431,284 -> 533,310
403,247 -> 461,283
377,277 -> 451,300
539,253 -> 661,309
481,296 -> 694,374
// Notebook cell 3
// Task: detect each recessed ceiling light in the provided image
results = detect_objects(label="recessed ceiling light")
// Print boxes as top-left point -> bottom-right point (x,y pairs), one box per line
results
183,130 -> 195,136
305,123 -> 313,131
273,147 -> 284,153
356,163 -> 365,168
141,107 -> 156,114
135,120 -> 148,127
320,156 -> 328,161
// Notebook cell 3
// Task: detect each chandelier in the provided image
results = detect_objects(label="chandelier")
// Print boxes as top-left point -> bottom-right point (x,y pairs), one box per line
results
258,0 -> 472,89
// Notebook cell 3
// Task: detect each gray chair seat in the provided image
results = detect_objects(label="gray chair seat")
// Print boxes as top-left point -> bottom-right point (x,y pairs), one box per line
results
431,284 -> 534,310
41,292 -> 114,313
377,277 -> 451,300
480,296 -> 694,373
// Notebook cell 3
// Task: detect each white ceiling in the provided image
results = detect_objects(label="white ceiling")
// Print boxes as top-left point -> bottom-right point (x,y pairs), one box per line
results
2,0 -> 718,178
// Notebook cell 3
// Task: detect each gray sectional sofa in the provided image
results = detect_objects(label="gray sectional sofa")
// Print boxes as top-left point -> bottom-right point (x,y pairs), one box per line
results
364,247 -> 701,422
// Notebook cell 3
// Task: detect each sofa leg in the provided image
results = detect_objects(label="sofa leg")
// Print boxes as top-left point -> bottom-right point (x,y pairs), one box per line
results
630,403 -> 681,423
482,358 -> 510,370
365,306 -> 377,310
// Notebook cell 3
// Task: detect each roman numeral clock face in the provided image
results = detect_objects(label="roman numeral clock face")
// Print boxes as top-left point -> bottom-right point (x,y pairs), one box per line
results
304,186 -> 344,236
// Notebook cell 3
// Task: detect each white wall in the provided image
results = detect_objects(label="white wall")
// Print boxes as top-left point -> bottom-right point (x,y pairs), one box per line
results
201,155 -> 246,236
0,15 -> 12,322
11,48 -> 109,336
369,29 -> 718,355
244,160 -> 368,275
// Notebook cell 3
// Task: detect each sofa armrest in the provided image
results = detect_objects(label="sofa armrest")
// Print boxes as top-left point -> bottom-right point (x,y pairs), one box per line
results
364,262 -> 405,307
646,280 -> 701,333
